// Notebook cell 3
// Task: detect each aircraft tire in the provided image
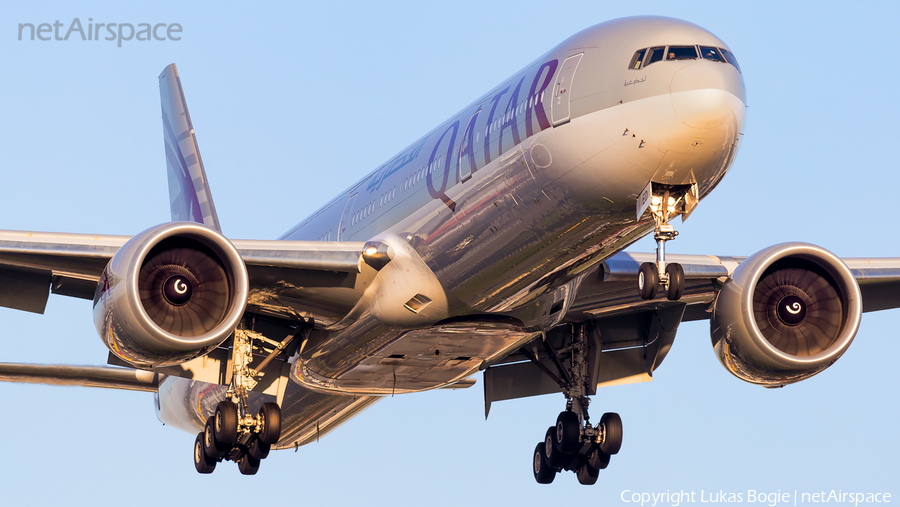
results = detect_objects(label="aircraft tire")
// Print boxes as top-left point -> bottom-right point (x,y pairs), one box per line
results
533,442 -> 556,484
599,412 -> 623,455
214,401 -> 238,445
556,411 -> 580,453
248,438 -> 270,461
194,433 -> 216,474
258,402 -> 282,445
543,427 -> 567,468
587,447 -> 610,470
639,263 -> 659,299
665,263 -> 685,300
576,462 -> 599,485
237,454 -> 260,476
204,417 -> 227,458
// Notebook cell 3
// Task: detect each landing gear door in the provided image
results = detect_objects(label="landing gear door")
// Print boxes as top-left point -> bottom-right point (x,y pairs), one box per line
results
551,53 -> 583,126
681,183 -> 700,222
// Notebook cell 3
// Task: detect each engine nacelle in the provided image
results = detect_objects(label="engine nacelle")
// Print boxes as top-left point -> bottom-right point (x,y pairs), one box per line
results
93,222 -> 249,368
711,243 -> 861,387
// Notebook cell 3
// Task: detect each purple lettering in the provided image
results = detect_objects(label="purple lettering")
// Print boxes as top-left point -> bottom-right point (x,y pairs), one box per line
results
482,87 -> 509,166
458,109 -> 481,180
498,75 -> 526,155
526,59 -> 558,137
426,121 -> 460,211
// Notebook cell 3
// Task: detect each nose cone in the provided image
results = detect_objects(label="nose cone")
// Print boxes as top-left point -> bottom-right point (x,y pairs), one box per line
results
670,62 -> 746,129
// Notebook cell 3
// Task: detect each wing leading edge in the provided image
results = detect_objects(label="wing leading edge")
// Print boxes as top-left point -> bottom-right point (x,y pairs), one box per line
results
1,231 -> 898,322
567,250 -> 900,321
0,363 -> 163,392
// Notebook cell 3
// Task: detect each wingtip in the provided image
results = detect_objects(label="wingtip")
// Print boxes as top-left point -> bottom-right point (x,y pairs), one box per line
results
158,63 -> 178,81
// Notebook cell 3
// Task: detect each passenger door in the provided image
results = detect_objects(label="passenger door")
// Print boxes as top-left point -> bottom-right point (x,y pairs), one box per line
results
551,53 -> 584,126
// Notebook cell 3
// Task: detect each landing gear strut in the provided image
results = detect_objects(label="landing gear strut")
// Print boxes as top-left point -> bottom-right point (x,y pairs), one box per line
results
529,325 -> 624,485
638,189 -> 685,301
193,327 -> 293,475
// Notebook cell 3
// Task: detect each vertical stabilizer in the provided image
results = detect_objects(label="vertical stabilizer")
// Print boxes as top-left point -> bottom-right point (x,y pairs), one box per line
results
158,63 -> 221,232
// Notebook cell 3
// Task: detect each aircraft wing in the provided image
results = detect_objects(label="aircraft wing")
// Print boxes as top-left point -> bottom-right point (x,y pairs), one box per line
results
0,229 -> 367,322
482,250 -> 900,414
0,62 -> 374,395
0,362 -> 163,392
569,251 -> 900,319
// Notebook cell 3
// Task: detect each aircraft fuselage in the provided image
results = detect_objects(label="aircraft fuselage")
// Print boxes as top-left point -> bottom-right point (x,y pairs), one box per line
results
157,15 -> 747,449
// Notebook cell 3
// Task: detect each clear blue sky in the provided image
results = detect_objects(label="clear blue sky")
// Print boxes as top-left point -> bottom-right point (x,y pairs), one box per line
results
0,1 -> 897,504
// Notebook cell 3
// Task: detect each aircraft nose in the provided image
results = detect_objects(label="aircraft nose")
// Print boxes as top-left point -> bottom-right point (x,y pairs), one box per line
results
670,62 -> 746,129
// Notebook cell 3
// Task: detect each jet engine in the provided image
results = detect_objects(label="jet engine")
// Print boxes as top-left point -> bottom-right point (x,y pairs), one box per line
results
710,243 -> 861,387
93,222 -> 249,368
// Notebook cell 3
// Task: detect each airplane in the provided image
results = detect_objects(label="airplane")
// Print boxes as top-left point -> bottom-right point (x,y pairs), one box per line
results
1,14 -> 897,484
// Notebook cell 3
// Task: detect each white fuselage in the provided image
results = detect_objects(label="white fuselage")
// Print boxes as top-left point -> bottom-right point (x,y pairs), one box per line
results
156,15 -> 747,449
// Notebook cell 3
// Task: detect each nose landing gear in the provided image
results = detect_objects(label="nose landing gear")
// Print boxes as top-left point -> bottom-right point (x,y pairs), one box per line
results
638,188 -> 687,301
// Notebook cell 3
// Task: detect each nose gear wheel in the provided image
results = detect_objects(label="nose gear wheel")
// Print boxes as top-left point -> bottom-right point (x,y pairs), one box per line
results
638,186 -> 689,301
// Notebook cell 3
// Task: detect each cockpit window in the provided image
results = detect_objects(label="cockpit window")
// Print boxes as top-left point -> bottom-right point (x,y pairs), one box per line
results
666,46 -> 698,60
719,48 -> 742,73
628,44 -> 737,70
645,46 -> 665,66
629,49 -> 647,70
699,46 -> 726,63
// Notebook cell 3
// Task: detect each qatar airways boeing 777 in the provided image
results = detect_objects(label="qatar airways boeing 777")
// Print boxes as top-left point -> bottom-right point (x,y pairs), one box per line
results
1,16 -> 897,484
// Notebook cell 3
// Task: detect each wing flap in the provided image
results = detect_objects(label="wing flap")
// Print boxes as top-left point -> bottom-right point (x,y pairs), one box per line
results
50,275 -> 99,300
0,230 -> 128,310
0,265 -> 50,313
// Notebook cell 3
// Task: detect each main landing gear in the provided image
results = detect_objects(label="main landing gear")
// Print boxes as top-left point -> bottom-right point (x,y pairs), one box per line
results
528,325 -> 623,485
193,328 -> 284,475
638,189 -> 685,301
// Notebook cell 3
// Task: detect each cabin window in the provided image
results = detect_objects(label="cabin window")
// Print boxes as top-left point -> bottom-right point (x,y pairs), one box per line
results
645,46 -> 666,66
699,46 -> 726,63
629,49 -> 647,70
666,45 -> 698,60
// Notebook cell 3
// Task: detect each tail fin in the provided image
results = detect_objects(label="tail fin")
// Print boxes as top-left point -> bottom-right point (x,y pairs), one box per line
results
158,63 -> 222,232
